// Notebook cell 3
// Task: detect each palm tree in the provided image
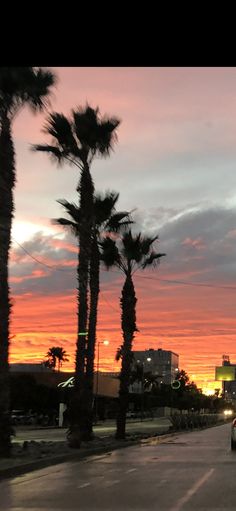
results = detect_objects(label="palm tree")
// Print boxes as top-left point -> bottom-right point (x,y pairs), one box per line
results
0,67 -> 56,457
44,346 -> 69,372
100,230 -> 165,439
33,106 -> 120,445
54,191 -> 132,437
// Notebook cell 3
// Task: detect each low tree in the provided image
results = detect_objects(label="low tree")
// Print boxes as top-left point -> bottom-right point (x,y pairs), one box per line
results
44,347 -> 69,372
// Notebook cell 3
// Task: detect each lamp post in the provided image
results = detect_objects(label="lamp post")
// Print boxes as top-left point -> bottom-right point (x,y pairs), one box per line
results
95,339 -> 109,423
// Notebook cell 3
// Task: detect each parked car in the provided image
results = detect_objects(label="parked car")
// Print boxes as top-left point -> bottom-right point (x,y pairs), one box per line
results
11,410 -> 25,425
126,411 -> 136,419
24,413 -> 37,426
231,418 -> 236,450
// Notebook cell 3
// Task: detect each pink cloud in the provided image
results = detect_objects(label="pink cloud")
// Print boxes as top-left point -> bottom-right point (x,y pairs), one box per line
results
182,237 -> 206,249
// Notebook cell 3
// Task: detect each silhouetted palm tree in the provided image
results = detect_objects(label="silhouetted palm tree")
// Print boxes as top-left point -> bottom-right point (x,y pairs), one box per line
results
33,106 -> 120,445
54,191 -> 132,437
44,346 -> 69,372
130,365 -> 159,392
100,230 -> 165,439
0,67 -> 56,457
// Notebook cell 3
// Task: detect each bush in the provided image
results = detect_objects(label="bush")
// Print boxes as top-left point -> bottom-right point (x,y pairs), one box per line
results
170,413 -> 218,431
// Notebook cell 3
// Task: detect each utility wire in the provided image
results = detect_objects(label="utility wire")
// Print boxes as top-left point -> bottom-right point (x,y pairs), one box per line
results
12,238 -> 74,272
108,268 -> 236,291
100,290 -> 120,312
136,274 -> 236,291
12,237 -> 236,291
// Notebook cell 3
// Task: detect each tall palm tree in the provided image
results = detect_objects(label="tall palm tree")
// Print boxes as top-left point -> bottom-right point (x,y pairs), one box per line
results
54,191 -> 132,437
44,346 -> 69,372
100,230 -> 165,439
0,67 -> 56,457
33,106 -> 120,445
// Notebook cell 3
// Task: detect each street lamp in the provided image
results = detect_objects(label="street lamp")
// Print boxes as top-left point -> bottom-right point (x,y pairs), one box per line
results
95,339 -> 109,423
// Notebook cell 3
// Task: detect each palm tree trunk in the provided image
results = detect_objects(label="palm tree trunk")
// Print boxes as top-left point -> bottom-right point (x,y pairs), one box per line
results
68,163 -> 94,446
116,274 -> 137,440
85,235 -> 100,439
0,113 -> 16,457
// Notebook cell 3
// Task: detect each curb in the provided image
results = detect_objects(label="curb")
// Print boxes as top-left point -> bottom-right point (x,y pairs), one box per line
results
0,420 -> 226,481
0,438 -> 144,481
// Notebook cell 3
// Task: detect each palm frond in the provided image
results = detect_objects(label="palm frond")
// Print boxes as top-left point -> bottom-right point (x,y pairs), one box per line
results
95,190 -> 119,210
140,235 -> 159,255
93,191 -> 119,227
56,199 -> 80,223
73,105 -> 120,157
43,112 -> 80,157
100,237 -> 120,268
141,252 -> 166,269
73,105 -> 100,150
106,212 -> 133,232
24,68 -> 56,111
52,199 -> 81,236
0,67 -> 56,118
53,217 -> 75,227
122,231 -> 143,263
96,117 -> 120,156
115,345 -> 123,361
54,218 -> 78,237
31,144 -> 64,162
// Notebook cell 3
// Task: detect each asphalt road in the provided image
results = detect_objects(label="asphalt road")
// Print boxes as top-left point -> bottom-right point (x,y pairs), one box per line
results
1,422 -> 235,510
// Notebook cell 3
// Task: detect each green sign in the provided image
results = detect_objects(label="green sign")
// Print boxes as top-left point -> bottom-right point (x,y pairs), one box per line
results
215,366 -> 236,381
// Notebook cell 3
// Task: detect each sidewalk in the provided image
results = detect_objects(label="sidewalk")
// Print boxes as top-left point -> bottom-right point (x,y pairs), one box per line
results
13,417 -> 171,442
0,418 -> 171,480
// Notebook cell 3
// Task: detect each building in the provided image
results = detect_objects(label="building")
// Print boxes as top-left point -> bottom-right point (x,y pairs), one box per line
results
10,363 -> 119,398
131,348 -> 179,385
10,363 -> 51,373
215,355 -> 236,401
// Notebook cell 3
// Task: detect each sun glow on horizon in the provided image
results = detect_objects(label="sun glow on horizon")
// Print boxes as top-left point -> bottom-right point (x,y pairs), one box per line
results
12,220 -> 58,244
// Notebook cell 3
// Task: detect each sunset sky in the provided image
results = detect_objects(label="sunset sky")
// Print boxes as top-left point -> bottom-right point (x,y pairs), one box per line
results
9,67 -> 236,394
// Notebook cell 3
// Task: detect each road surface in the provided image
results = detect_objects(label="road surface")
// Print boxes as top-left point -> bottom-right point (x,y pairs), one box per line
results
1,422 -> 235,510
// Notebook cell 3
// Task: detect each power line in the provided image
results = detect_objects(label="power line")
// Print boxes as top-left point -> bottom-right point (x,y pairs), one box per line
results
136,274 -> 236,291
107,268 -> 236,291
12,238 -> 121,312
12,238 -> 74,272
12,237 -> 236,291
100,291 -> 120,312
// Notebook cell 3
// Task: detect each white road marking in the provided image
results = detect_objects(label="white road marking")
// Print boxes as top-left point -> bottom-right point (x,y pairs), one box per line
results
126,468 -> 137,473
78,482 -> 91,489
170,468 -> 215,511
105,479 -> 120,487
83,453 -> 110,463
